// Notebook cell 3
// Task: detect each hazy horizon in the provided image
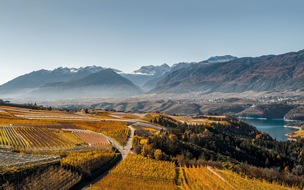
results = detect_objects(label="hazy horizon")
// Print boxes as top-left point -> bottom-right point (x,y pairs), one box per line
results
1,0 -> 303,85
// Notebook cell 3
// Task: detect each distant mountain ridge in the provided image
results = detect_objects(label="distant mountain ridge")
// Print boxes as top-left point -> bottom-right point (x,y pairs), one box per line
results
134,63 -> 171,75
200,55 -> 237,64
0,66 -> 140,100
123,55 -> 237,91
0,55 -> 238,97
1,50 -> 303,101
31,69 -> 142,99
0,66 -> 118,92
152,50 -> 304,94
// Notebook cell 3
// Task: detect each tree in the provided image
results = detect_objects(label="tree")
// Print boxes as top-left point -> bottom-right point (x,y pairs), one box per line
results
141,143 -> 153,158
154,149 -> 163,160
265,158 -> 270,167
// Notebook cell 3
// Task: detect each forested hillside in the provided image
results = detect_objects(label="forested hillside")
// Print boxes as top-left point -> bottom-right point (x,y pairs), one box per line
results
132,114 -> 304,187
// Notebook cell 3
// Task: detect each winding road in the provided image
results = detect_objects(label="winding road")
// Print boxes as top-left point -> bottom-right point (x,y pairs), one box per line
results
101,125 -> 135,160
81,125 -> 135,189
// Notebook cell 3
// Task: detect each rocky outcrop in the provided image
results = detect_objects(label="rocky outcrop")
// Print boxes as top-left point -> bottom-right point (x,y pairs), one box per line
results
284,106 -> 304,120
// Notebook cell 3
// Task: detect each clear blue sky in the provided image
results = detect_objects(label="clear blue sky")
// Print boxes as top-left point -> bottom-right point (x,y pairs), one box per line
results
0,0 -> 303,85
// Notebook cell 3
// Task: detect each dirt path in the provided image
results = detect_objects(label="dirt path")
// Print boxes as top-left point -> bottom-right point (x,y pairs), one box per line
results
81,125 -> 135,189
206,166 -> 236,190
102,125 -> 135,160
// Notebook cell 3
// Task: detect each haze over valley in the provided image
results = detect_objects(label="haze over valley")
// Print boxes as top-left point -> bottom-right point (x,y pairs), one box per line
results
1,1 -> 304,189
1,49 -> 304,122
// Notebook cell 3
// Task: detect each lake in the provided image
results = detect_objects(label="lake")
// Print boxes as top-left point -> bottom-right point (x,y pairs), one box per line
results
239,118 -> 298,141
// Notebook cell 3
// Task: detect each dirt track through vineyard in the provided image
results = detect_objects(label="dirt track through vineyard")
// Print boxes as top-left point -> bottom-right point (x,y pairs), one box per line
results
81,125 -> 135,189
207,166 -> 235,189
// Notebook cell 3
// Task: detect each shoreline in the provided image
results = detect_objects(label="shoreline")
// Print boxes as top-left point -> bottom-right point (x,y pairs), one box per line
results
284,125 -> 301,129
285,125 -> 303,141
239,117 -> 302,122
239,116 -> 303,141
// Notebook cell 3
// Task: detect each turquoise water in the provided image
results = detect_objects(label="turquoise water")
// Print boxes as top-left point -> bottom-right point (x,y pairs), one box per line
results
239,118 -> 298,141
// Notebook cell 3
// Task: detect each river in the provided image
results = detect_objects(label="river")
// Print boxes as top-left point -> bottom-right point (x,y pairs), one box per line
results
239,118 -> 298,141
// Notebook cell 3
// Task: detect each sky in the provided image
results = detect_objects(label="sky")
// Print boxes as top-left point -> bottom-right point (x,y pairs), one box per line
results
0,0 -> 304,85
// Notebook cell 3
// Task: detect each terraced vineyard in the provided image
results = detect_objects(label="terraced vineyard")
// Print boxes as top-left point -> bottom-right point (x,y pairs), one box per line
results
77,121 -> 130,145
0,126 -> 28,148
1,166 -> 81,190
0,106 -> 131,146
0,105 -> 135,189
1,106 -> 98,121
58,130 -> 87,145
90,154 -> 177,190
0,109 -> 13,118
179,165 -> 293,190
0,126 -> 112,151
71,130 -> 110,147
61,150 -> 115,176
1,104 -> 303,189
0,151 -> 60,171
13,127 -> 78,150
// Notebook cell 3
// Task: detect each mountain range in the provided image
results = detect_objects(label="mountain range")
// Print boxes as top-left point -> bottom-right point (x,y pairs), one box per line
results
122,55 -> 237,91
153,50 -> 304,94
0,67 -> 140,100
0,50 -> 303,101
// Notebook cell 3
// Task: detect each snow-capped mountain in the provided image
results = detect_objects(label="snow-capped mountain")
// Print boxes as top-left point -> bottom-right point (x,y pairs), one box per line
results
152,50 -> 304,94
133,63 -> 171,76
52,66 -> 121,74
122,55 -> 237,91
200,55 -> 238,64
0,66 -> 124,97
0,54 -> 239,100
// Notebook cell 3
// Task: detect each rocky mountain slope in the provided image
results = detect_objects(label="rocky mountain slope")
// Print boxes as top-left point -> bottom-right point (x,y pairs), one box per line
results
284,106 -> 304,120
122,63 -> 172,91
152,50 -> 304,94
123,55 -> 237,91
